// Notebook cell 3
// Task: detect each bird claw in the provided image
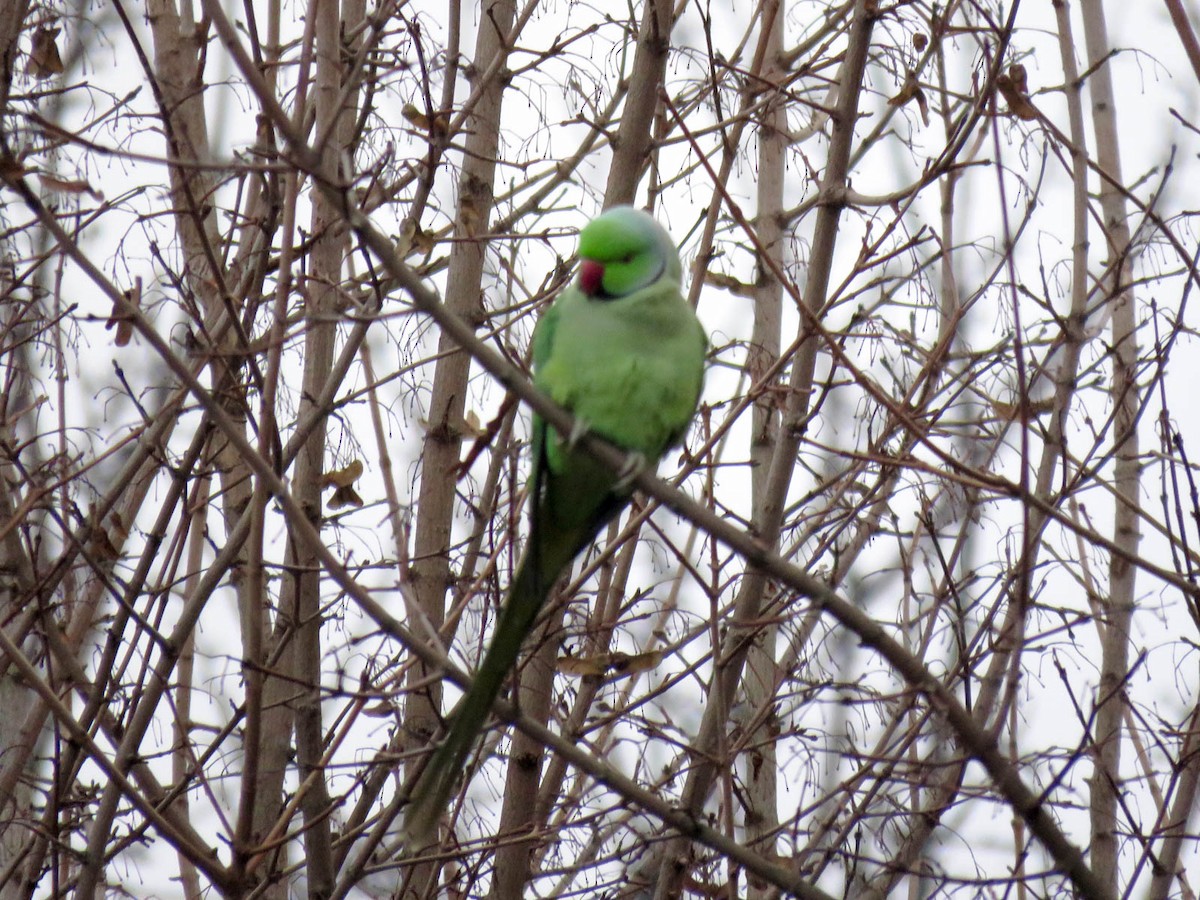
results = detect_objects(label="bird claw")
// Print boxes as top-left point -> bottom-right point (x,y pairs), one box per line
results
614,452 -> 647,491
566,415 -> 591,451
564,417 -> 644,490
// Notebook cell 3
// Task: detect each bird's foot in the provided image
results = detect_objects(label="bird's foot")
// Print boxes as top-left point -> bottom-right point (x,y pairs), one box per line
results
614,452 -> 647,491
566,415 -> 591,450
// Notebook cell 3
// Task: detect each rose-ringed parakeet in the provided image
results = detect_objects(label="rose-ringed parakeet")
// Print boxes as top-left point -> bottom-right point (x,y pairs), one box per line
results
403,206 -> 707,847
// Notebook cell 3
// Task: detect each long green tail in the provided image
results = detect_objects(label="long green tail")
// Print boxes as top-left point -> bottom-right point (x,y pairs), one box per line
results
401,507 -> 606,848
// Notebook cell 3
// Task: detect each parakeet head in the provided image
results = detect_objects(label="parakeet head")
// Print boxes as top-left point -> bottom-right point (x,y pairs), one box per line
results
577,206 -> 683,299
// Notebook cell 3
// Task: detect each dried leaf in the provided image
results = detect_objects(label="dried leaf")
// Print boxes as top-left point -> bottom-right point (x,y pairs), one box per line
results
327,484 -> 364,510
889,75 -> 920,107
913,33 -> 927,52
90,528 -> 121,561
703,270 -> 755,297
363,701 -> 398,718
889,74 -> 930,126
558,656 -> 609,677
88,505 -> 125,561
106,286 -> 139,346
462,410 -> 485,438
995,66 -> 1039,121
323,459 -> 365,507
412,224 -> 435,256
321,459 -> 364,489
401,102 -> 432,131
1008,63 -> 1029,94
39,173 -> 104,201
396,220 -> 435,258
610,649 -> 665,675
434,412 -> 487,441
109,510 -> 129,545
181,326 -> 203,358
28,25 -> 64,78
914,87 -> 930,126
989,395 -> 1056,422
401,103 -> 448,135
558,649 -> 664,678
112,319 -> 133,346
456,393 -> 518,479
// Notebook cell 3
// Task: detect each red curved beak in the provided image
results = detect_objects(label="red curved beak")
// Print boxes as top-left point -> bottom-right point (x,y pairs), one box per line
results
579,258 -> 604,296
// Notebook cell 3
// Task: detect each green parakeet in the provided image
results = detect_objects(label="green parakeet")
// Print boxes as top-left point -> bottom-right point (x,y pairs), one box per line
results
403,205 -> 707,847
